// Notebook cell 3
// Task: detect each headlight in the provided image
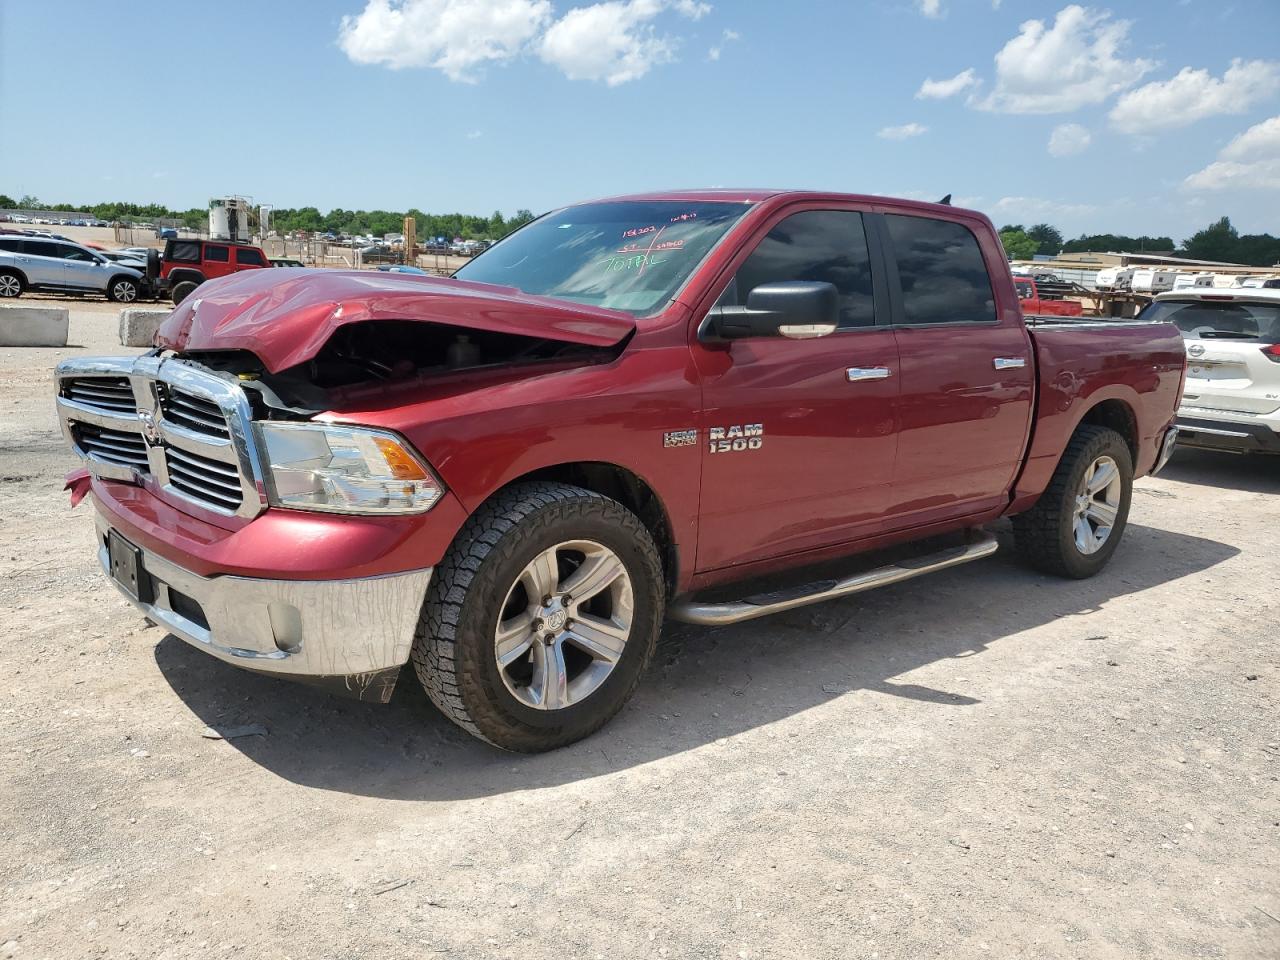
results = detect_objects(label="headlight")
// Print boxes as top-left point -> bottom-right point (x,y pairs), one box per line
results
257,422 -> 444,515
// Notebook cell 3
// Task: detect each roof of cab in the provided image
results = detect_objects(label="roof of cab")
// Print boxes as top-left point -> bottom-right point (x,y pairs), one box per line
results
584,188 -> 978,219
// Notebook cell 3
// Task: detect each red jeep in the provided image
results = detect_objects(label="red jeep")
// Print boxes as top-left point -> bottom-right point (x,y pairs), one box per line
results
159,238 -> 271,304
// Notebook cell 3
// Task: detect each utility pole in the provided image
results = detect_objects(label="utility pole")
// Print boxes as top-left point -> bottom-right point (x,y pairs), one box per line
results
403,215 -> 417,268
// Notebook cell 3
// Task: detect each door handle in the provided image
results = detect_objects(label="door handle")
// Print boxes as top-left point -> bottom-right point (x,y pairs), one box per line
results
993,357 -> 1027,370
847,367 -> 892,382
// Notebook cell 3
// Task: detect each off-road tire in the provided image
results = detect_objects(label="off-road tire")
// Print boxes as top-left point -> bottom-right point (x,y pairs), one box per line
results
170,280 -> 199,305
0,270 -> 24,298
106,276 -> 139,303
1013,424 -> 1133,579
411,482 -> 664,752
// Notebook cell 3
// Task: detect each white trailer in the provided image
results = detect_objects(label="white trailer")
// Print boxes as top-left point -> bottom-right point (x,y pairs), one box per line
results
1130,269 -> 1176,294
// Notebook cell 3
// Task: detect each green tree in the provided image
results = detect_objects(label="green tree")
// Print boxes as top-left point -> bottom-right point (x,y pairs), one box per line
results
18,194 -> 41,209
999,228 -> 1038,261
0,194 -> 15,209
1027,223 -> 1063,256
1182,216 -> 1240,262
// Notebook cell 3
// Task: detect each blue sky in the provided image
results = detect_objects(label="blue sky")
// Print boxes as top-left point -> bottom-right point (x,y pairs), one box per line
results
2,0 -> 1279,241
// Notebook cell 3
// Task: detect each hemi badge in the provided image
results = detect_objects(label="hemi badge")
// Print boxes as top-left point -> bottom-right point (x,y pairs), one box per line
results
663,429 -> 697,448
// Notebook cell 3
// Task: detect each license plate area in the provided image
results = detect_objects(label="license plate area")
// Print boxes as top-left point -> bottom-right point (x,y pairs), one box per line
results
107,529 -> 152,603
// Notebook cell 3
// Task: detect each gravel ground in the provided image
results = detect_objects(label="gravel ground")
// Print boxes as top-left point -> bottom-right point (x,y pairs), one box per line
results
1,307 -> 1277,960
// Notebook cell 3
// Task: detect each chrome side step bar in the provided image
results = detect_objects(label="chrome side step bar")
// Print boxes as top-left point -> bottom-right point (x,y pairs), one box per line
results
668,530 -> 1000,626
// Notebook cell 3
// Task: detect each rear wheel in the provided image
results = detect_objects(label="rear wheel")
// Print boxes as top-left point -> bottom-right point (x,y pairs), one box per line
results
411,482 -> 664,752
1013,425 -> 1133,578
0,271 -> 23,298
107,277 -> 139,303
170,280 -> 199,305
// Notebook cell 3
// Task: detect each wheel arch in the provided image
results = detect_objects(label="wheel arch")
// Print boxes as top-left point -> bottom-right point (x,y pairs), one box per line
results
167,269 -> 205,286
1075,397 -> 1139,462
0,265 -> 28,286
492,460 -> 679,596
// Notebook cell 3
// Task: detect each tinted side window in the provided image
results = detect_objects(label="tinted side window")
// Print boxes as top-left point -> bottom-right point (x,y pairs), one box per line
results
204,245 -> 230,263
24,240 -> 60,258
235,248 -> 264,266
0,238 -> 20,252
169,241 -> 200,262
884,214 -> 996,325
734,210 -> 875,328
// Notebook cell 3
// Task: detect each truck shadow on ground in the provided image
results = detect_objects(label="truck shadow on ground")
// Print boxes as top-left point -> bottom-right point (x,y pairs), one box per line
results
1157,447 -> 1280,495
154,521 -> 1238,801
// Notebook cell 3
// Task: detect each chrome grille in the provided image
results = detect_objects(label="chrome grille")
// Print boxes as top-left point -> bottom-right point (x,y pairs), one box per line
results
160,386 -> 232,441
165,447 -> 243,511
65,377 -> 136,414
55,356 -> 264,521
72,423 -> 150,470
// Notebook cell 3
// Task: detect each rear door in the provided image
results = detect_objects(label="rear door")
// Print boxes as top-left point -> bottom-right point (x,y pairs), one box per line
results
19,240 -> 66,288
691,205 -> 900,571
875,212 -> 1035,525
203,243 -> 231,278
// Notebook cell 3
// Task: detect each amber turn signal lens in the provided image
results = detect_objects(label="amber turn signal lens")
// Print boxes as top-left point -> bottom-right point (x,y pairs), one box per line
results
374,436 -> 430,480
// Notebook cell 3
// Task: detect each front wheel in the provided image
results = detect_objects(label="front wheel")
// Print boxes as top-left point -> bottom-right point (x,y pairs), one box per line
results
411,482 -> 664,752
107,277 -> 139,303
1013,424 -> 1134,578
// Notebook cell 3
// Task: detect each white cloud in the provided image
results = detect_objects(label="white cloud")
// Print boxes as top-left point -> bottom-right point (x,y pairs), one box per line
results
990,196 -> 1098,219
878,122 -> 928,140
1048,123 -> 1092,157
538,0 -> 709,85
466,129 -> 484,139
338,0 -> 552,81
1109,59 -> 1280,134
1184,115 -> 1280,191
917,0 -> 944,17
975,5 -> 1156,114
916,68 -> 978,100
708,27 -> 739,62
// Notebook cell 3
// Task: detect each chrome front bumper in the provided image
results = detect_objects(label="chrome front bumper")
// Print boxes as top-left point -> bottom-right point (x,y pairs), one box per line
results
94,515 -> 432,700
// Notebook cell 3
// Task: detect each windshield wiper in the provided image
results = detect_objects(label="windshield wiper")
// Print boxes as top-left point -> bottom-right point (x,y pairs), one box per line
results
1194,330 -> 1261,339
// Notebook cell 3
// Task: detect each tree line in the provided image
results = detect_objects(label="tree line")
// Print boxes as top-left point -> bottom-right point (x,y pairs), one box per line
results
998,217 -> 1280,267
0,193 -> 536,241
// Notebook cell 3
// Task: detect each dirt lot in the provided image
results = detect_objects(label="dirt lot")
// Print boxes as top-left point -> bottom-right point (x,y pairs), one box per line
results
1,307 -> 1277,960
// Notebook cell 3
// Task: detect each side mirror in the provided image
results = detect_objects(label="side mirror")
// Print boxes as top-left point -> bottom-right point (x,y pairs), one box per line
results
706,280 -> 839,340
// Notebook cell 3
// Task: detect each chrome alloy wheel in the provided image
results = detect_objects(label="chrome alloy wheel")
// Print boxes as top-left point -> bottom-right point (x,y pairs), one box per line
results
0,275 -> 20,297
1073,455 -> 1122,555
494,540 -> 634,711
112,280 -> 137,303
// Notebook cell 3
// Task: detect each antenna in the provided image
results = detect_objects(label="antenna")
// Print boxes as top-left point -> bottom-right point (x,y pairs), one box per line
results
938,194 -> 952,205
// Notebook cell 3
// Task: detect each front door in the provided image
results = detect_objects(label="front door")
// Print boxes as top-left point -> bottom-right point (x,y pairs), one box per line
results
59,243 -> 102,290
874,212 -> 1035,524
692,207 -> 900,572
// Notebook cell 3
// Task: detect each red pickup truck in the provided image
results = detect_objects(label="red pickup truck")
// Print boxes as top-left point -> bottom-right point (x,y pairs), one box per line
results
56,190 -> 1184,751
1014,276 -> 1085,316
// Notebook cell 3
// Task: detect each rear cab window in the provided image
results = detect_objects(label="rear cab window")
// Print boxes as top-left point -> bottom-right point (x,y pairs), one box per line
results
168,241 -> 201,263
884,214 -> 996,325
1141,299 -> 1280,343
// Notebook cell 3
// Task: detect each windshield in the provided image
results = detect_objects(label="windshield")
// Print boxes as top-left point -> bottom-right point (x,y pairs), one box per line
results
1140,299 -> 1280,342
453,200 -> 751,316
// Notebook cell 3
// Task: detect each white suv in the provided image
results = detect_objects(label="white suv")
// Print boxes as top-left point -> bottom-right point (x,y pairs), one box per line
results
1142,289 -> 1280,455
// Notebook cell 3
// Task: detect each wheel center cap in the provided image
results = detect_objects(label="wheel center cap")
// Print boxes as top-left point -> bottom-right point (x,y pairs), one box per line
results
543,604 -> 568,633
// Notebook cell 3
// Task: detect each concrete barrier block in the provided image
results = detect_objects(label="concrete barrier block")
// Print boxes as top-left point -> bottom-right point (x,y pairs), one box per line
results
119,308 -> 171,348
0,305 -> 69,347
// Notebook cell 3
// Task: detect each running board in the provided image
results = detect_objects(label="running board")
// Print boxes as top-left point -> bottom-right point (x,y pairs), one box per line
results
668,530 -> 1000,626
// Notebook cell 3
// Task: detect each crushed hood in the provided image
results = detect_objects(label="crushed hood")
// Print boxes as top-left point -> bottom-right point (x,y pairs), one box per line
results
154,269 -> 637,373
